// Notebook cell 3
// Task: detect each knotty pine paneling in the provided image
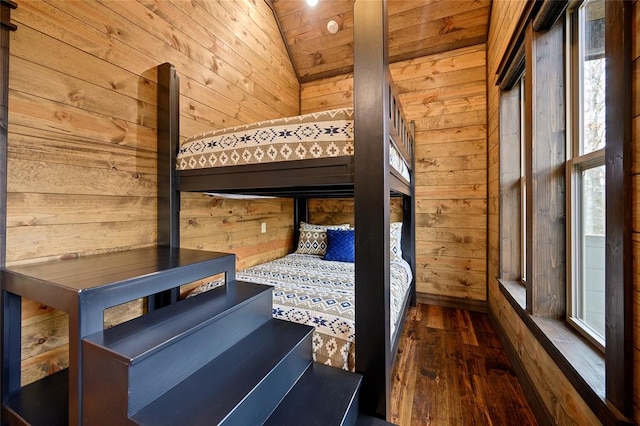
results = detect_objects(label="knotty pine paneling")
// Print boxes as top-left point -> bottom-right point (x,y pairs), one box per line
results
301,43 -> 488,304
398,44 -> 487,302
307,198 -> 403,227
7,0 -> 298,385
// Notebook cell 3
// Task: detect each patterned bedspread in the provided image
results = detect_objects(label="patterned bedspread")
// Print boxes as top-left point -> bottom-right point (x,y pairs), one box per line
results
177,107 -> 411,182
188,253 -> 412,371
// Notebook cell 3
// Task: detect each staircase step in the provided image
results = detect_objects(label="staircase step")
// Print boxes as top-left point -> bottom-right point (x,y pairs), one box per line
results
130,319 -> 314,426
82,280 -> 273,421
264,363 -> 363,426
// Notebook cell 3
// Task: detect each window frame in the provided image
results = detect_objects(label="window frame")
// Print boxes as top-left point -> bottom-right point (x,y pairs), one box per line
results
495,0 -> 633,422
498,54 -> 525,286
519,75 -> 527,285
565,1 -> 607,350
566,152 -> 606,350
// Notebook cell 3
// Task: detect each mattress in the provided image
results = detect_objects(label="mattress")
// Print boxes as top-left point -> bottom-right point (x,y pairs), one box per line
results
188,253 -> 413,371
177,107 -> 411,182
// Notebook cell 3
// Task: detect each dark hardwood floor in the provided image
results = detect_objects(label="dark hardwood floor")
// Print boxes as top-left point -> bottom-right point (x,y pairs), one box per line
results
390,304 -> 538,425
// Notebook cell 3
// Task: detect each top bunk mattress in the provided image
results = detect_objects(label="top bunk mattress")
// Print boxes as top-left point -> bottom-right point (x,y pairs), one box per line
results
177,107 -> 410,182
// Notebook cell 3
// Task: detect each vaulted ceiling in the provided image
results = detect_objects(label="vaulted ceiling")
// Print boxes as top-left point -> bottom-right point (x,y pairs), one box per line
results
270,0 -> 491,83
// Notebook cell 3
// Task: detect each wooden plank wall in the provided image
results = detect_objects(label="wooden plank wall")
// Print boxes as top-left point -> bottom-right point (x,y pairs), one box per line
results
302,44 -> 488,310
308,199 -> 403,227
6,0 -> 298,386
631,1 -> 640,423
487,0 -> 640,423
631,1 -> 640,422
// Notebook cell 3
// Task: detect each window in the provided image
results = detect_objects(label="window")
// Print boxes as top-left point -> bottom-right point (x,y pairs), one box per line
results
567,0 -> 606,350
498,62 -> 525,285
519,75 -> 527,284
496,0 -> 632,421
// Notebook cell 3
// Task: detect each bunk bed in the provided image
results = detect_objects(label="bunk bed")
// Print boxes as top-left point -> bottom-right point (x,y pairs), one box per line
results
156,1 -> 414,418
187,227 -> 413,372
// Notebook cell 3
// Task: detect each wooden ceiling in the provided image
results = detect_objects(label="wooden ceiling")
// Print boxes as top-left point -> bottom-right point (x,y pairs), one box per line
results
270,0 -> 491,83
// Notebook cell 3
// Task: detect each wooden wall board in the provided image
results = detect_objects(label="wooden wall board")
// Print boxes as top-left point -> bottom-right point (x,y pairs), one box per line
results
7,157 -> 156,197
9,57 -> 157,129
417,238 -> 485,257
6,221 -> 157,264
20,345 -> 68,388
178,193 -> 294,270
21,311 -> 69,361
50,0 -> 296,120
419,255 -> 486,274
6,0 -> 299,384
633,1 -> 640,422
9,91 -> 156,151
205,0 -> 295,73
491,296 -> 601,425
11,15 -> 157,103
417,124 -> 486,145
389,7 -> 489,62
415,184 -> 486,200
416,137 -> 486,157
300,43 -> 488,306
7,193 -> 156,227
8,127 -> 156,174
159,0 -> 297,109
18,295 -> 143,387
306,198 -> 403,227
300,72 -> 354,96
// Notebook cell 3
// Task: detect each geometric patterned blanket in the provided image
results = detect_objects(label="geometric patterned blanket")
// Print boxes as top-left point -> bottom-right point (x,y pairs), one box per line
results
178,108 -> 354,170
176,107 -> 410,182
188,254 -> 412,372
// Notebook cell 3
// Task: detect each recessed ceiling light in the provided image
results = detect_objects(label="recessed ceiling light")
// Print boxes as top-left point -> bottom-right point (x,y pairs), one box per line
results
306,0 -> 318,6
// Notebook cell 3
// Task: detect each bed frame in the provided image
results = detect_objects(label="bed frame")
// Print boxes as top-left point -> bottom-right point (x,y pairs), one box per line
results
156,0 -> 415,419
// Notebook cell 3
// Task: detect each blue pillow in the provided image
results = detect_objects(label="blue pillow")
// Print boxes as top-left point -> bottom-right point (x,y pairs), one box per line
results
324,229 -> 355,263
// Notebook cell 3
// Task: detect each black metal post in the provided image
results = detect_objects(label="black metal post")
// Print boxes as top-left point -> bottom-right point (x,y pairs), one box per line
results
152,62 -> 181,310
354,0 -> 392,419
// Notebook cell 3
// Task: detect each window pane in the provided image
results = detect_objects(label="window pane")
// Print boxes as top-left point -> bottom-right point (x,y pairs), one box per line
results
580,0 -> 605,154
577,164 -> 605,339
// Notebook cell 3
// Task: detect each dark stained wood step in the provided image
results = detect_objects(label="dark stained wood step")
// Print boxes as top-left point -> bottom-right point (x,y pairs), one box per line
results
82,280 -> 273,422
264,363 -> 363,426
84,280 -> 272,365
3,369 -> 69,426
130,319 -> 314,426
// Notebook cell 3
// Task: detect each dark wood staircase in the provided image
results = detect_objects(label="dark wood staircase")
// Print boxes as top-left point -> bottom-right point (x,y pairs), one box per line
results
2,246 -> 382,425
81,278 -> 364,425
